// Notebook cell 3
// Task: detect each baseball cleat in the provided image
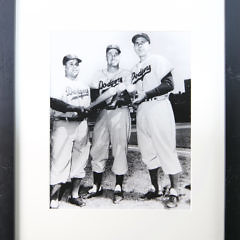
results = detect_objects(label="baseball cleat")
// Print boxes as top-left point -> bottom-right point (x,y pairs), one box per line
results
140,191 -> 162,200
50,199 -> 59,209
69,197 -> 86,207
166,188 -> 179,208
113,185 -> 123,204
87,184 -> 103,198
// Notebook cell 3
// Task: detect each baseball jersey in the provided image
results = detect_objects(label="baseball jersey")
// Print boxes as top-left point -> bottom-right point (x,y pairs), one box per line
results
51,76 -> 90,118
131,54 -> 173,95
90,69 -> 131,107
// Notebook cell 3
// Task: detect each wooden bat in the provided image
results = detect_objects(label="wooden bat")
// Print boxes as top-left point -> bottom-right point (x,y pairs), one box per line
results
86,83 -> 136,111
86,87 -> 117,110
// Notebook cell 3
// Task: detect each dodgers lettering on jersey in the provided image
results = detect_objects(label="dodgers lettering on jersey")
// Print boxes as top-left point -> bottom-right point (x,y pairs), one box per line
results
98,77 -> 123,90
51,76 -> 90,117
131,54 -> 173,95
66,87 -> 89,99
90,69 -> 131,106
132,65 -> 151,84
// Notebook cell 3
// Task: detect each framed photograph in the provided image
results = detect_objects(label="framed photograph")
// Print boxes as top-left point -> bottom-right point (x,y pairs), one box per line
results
15,0 -> 224,239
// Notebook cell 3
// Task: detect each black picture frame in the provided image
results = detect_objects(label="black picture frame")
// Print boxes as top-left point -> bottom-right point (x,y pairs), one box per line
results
225,0 -> 240,240
0,0 -> 15,240
1,0 -> 239,239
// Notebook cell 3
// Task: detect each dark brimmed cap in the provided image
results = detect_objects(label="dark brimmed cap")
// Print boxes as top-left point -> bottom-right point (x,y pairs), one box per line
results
132,33 -> 151,44
62,54 -> 82,65
106,44 -> 121,54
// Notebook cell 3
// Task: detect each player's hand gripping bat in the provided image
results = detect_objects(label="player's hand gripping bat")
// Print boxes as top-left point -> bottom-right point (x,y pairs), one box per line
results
85,83 -> 136,113
86,87 -> 118,111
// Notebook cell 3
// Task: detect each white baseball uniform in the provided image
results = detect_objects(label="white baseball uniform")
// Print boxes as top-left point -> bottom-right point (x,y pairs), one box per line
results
50,77 -> 91,185
90,69 -> 131,175
132,54 -> 182,174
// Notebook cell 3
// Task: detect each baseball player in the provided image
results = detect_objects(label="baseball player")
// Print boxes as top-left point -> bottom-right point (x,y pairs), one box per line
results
50,54 -> 91,208
88,45 -> 131,204
131,33 -> 182,208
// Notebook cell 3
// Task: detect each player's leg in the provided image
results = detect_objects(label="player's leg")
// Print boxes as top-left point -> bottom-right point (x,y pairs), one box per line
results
88,172 -> 103,194
68,178 -> 86,207
50,121 -> 75,184
50,121 -> 75,208
110,108 -> 130,175
109,108 -> 130,203
89,111 -> 110,197
166,173 -> 180,208
136,105 -> 162,199
69,121 -> 90,206
50,183 -> 61,208
149,100 -> 182,207
113,175 -> 124,204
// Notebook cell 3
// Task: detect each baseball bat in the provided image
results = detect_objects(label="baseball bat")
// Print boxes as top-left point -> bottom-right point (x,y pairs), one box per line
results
86,83 -> 136,111
87,87 -> 117,110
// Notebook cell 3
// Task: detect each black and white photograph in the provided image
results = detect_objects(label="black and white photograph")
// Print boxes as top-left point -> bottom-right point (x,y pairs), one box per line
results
49,31 -> 191,209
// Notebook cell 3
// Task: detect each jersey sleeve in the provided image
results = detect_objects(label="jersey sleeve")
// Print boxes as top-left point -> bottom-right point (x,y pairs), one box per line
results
89,70 -> 102,89
50,79 -> 63,99
145,72 -> 174,98
154,55 -> 174,81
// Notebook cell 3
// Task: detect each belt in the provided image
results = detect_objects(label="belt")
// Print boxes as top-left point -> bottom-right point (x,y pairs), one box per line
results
104,105 -> 128,110
144,95 -> 168,102
105,106 -> 129,110
53,116 -> 84,121
105,105 -> 118,110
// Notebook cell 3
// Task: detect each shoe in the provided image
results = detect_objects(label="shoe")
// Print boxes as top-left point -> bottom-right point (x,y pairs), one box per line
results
87,184 -> 103,198
113,185 -> 123,204
69,197 -> 86,207
140,191 -> 162,200
166,188 -> 179,208
50,199 -> 59,209
140,184 -> 163,200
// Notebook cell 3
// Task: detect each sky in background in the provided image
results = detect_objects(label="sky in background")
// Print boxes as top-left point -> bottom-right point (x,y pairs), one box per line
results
51,31 -> 191,93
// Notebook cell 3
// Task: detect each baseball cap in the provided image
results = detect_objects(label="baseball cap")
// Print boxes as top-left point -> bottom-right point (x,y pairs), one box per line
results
132,33 -> 151,44
106,44 -> 121,54
62,54 -> 82,65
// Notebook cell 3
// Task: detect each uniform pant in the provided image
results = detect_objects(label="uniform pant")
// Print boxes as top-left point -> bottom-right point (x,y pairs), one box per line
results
90,107 -> 131,175
50,119 -> 90,185
137,99 -> 182,175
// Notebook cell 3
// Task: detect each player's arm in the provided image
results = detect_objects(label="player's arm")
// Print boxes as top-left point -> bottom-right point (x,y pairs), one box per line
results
87,87 -> 117,111
50,97 -> 85,114
90,88 -> 100,102
115,90 -> 132,107
145,72 -> 174,98
114,71 -> 136,107
133,72 -> 174,105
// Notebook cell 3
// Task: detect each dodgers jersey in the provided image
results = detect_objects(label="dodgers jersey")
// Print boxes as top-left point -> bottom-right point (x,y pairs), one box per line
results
131,54 -> 173,95
90,68 -> 131,107
51,76 -> 90,118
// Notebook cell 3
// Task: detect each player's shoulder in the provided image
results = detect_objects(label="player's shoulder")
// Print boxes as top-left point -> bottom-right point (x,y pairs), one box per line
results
79,79 -> 90,89
93,69 -> 106,78
89,69 -> 105,89
150,54 -> 173,70
150,54 -> 169,63
130,63 -> 139,73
